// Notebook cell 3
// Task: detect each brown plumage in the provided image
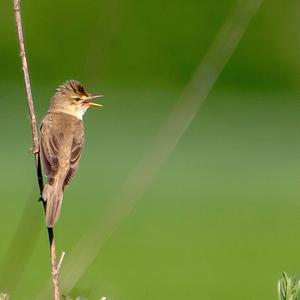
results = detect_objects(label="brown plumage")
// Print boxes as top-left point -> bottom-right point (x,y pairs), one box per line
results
40,80 -> 103,227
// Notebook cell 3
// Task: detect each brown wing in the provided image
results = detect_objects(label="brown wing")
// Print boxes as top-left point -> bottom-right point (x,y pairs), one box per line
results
63,134 -> 84,187
40,116 -> 62,185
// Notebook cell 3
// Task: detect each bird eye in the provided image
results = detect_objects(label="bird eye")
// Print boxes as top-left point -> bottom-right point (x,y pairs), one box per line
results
75,97 -> 81,101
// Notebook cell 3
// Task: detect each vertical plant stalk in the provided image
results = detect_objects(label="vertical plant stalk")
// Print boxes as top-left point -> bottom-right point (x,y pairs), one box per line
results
13,0 -> 60,299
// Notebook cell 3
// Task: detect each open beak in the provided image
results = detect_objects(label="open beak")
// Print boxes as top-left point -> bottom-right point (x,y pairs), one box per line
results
83,94 -> 104,107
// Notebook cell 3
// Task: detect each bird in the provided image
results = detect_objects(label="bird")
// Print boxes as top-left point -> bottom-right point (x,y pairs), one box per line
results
40,80 -> 103,227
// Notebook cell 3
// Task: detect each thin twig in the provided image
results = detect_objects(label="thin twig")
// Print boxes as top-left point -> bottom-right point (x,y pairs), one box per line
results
13,0 -> 60,299
57,251 -> 66,273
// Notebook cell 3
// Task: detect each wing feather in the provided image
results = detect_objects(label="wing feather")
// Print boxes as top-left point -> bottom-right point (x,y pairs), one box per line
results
40,118 -> 61,183
64,136 -> 84,186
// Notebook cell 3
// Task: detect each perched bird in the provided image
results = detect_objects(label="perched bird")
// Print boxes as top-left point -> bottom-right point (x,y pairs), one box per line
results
40,80 -> 103,227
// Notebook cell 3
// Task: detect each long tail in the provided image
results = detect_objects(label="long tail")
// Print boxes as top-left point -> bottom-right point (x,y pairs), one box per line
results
42,180 -> 64,227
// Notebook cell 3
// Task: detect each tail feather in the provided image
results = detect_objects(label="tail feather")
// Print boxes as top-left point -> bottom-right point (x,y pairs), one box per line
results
42,181 -> 63,227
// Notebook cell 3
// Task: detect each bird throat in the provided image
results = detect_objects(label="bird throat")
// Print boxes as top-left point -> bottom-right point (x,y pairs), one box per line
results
74,105 -> 88,120
49,102 -> 88,120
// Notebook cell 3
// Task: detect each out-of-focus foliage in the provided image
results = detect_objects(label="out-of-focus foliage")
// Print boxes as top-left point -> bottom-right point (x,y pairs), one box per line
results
278,273 -> 300,300
0,293 -> 9,300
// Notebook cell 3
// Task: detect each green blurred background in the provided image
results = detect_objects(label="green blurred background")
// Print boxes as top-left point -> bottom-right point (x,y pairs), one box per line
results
1,0 -> 300,299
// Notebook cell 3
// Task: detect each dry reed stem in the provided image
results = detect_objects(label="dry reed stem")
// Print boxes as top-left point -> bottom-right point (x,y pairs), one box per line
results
13,0 -> 60,299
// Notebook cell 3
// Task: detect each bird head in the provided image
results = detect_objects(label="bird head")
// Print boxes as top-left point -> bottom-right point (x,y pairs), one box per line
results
49,80 -> 103,119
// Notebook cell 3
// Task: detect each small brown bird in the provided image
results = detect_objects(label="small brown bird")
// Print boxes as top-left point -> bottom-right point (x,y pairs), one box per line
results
40,80 -> 103,227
